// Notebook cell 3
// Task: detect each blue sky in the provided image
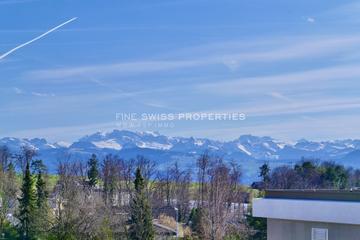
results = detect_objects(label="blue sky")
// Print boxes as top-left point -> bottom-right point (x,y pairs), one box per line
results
1,0 -> 360,142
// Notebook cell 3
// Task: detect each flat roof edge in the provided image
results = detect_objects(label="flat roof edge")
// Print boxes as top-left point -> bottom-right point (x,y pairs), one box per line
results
265,189 -> 360,202
253,198 -> 360,225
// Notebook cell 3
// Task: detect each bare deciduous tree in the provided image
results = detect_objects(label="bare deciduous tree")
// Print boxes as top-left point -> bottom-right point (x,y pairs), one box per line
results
194,155 -> 244,240
16,146 -> 37,174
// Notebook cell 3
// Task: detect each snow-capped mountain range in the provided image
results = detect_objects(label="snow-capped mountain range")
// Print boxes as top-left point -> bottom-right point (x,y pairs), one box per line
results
2,130 -> 360,183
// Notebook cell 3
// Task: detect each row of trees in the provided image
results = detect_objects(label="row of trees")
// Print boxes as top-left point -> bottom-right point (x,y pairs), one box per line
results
6,146 -> 359,240
0,146 -> 256,240
257,158 -> 360,190
0,147 -> 17,238
0,147 -> 155,240
0,146 -> 49,239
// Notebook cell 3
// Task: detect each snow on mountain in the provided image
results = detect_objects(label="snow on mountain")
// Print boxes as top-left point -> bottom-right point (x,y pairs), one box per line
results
237,144 -> 252,156
3,130 -> 360,183
59,131 -> 360,166
137,141 -> 172,150
227,135 -> 283,159
54,141 -> 71,148
77,130 -> 173,150
92,139 -> 122,150
3,131 -> 360,163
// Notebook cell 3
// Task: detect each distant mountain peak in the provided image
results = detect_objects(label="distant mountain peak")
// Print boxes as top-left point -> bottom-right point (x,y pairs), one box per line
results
3,129 -> 360,183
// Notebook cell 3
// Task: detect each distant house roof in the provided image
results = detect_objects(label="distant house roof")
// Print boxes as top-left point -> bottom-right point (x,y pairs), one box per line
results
152,220 -> 177,236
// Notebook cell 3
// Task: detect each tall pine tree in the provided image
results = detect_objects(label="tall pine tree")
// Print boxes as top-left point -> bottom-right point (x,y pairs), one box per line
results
32,159 -> 48,208
87,154 -> 99,187
18,160 -> 36,240
35,171 -> 47,208
128,168 -> 154,240
33,160 -> 50,238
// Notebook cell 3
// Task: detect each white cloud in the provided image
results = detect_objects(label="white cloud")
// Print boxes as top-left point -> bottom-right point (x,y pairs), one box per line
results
268,92 -> 292,102
13,87 -> 24,94
307,17 -> 315,23
31,92 -> 55,97
144,102 -> 169,109
11,87 -> 56,97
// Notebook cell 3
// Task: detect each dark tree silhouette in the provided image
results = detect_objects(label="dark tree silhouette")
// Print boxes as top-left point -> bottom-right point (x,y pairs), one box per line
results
18,161 -> 36,239
128,168 -> 154,240
87,154 -> 99,187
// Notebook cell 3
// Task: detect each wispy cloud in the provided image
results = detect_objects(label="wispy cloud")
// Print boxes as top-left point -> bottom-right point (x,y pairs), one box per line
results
197,64 -> 360,95
187,96 -> 360,120
13,87 -> 24,94
268,92 -> 292,102
321,1 -> 360,23
326,1 -> 360,16
307,17 -> 315,23
11,87 -> 55,97
26,35 -> 360,80
26,60 -> 203,80
245,98 -> 360,117
31,92 -> 55,97
175,114 -> 360,142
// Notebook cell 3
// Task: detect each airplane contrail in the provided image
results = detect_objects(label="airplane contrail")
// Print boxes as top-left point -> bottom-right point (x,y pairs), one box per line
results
0,17 -> 77,60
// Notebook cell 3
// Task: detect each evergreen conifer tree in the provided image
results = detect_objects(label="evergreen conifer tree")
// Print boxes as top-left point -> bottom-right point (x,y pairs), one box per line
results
33,160 -> 50,238
32,160 -> 48,209
87,154 -> 99,187
18,160 -> 36,240
128,168 -> 154,240
35,171 -> 47,208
